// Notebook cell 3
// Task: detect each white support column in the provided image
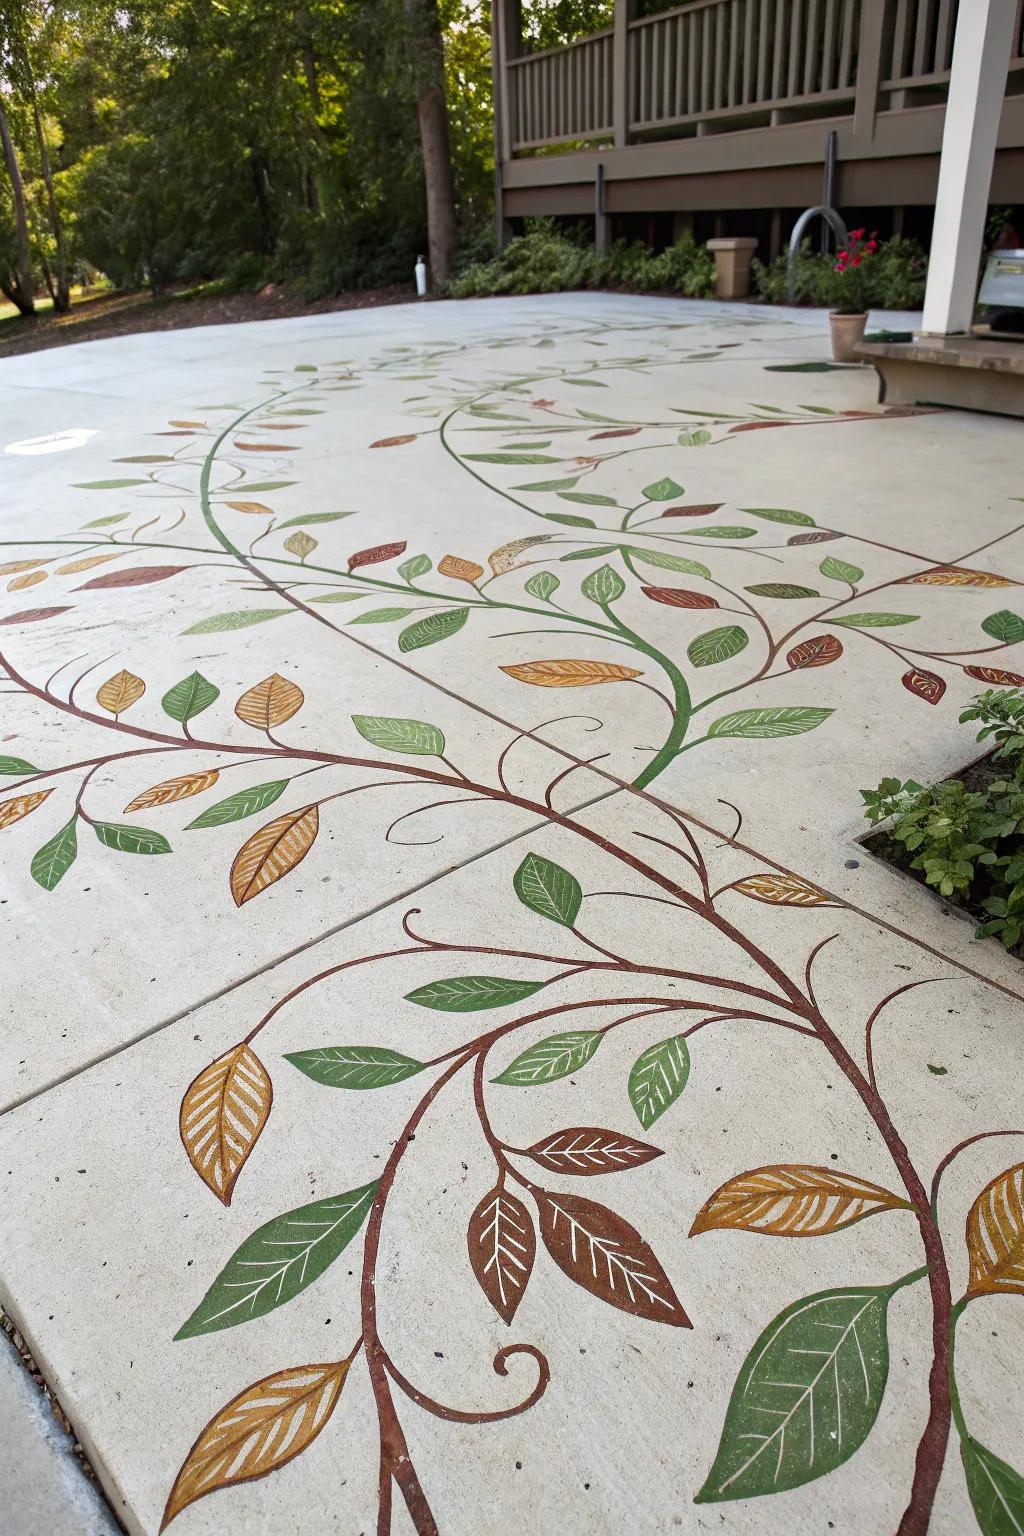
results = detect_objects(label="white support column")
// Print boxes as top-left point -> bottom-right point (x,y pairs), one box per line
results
921,0 -> 1017,336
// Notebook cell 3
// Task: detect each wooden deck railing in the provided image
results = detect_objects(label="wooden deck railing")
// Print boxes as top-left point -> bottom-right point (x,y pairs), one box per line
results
508,28 -> 614,149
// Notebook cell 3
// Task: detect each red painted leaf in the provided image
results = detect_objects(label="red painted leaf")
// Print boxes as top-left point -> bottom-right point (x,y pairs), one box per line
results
370,434 -> 417,449
233,441 -> 299,452
729,421 -> 788,434
347,541 -> 407,572
537,1188 -> 690,1327
964,665 -> 1024,686
0,606 -> 72,625
526,1127 -> 663,1176
787,530 -> 841,545
76,566 -> 188,591
902,668 -> 946,705
786,634 -> 844,670
661,503 -> 724,518
467,1185 -> 536,1324
641,586 -> 720,610
588,428 -> 641,440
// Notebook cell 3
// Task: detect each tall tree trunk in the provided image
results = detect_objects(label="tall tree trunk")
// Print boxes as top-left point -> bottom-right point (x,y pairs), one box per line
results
31,89 -> 70,312
0,96 -> 36,315
408,0 -> 456,288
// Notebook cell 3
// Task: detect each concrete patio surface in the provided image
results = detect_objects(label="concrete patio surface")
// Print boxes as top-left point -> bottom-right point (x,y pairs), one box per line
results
1,294 -> 1022,1536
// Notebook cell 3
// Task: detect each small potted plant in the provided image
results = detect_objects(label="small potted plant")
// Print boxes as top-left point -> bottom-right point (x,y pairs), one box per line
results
827,230 -> 877,361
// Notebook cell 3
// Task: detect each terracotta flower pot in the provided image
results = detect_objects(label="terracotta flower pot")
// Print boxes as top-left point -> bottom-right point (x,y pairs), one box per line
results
829,310 -> 868,363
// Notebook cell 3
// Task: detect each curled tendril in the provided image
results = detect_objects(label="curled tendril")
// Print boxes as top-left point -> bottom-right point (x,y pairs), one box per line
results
496,713 -> 603,794
384,1343 -> 551,1425
715,797 -> 744,846
385,794 -> 487,846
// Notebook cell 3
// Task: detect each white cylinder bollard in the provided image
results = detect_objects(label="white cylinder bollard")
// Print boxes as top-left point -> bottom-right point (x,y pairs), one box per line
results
415,257 -> 428,297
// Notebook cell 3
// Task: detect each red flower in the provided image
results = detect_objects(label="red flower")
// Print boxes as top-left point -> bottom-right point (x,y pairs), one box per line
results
851,253 -> 862,267
850,228 -> 865,240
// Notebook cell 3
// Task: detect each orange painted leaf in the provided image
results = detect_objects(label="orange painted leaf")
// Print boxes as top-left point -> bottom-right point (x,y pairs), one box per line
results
500,659 -> 642,688
538,1189 -> 690,1327
0,788 -> 52,830
348,540 -> 407,572
488,536 -> 550,576
224,500 -> 275,516
233,440 -> 298,452
468,1185 -> 536,1324
124,769 -> 220,812
786,634 -> 844,670
438,554 -> 484,583
733,873 -> 835,907
230,804 -> 319,906
8,570 -> 46,591
370,434 -> 417,448
690,1164 -> 911,1238
169,419 -> 206,429
900,566 -> 1017,588
55,553 -> 125,575
641,586 -> 720,610
96,669 -> 146,716
964,665 -> 1024,686
0,559 -> 46,575
77,566 -> 187,590
965,1162 -> 1024,1298
235,674 -> 304,729
902,668 -> 946,705
161,1360 -> 349,1529
661,504 -> 724,518
179,1043 -> 272,1204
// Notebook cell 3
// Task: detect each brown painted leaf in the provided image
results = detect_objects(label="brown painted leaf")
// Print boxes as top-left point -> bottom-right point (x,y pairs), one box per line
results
901,566 -> 1017,588
500,659 -> 642,688
161,1360 -> 348,1529
488,535 -> 551,576
902,668 -> 946,706
96,669 -> 146,716
438,554 -> 484,583
179,1043 -> 272,1204
370,434 -> 417,448
661,503 -> 724,518
0,559 -> 46,575
965,1162 -> 1024,1298
964,665 -> 1024,686
786,634 -> 844,670
690,1165 -> 911,1238
641,586 -> 720,610
526,1127 -> 663,1176
0,607 -> 71,625
56,553 -> 125,575
348,540 -> 407,572
538,1189 -> 690,1326
154,430 -> 197,437
589,428 -> 641,440
235,673 -> 304,729
8,570 -> 46,591
230,804 -> 319,906
0,788 -> 52,830
787,530 -> 841,545
733,873 -> 835,907
468,1185 -> 536,1324
124,769 -> 220,812
225,500 -> 275,516
76,566 -> 187,590
729,420 -> 788,433
233,440 -> 297,452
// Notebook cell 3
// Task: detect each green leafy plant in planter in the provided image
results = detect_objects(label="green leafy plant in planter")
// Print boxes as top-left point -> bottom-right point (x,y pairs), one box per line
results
827,230 -> 878,315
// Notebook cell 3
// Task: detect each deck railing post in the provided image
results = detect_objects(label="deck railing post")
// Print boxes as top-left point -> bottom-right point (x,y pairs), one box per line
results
613,0 -> 631,147
491,0 -> 521,246
853,0 -> 894,149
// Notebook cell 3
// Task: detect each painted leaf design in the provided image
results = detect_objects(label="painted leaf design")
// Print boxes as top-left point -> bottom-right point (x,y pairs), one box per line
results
514,852 -> 582,926
188,781 -> 288,829
9,570 -> 46,590
687,625 -> 748,668
0,559 -> 46,574
438,554 -> 484,583
398,553 -> 432,581
745,583 -> 819,599
468,1185 -> 536,1324
733,873 -> 835,907
965,1162 -> 1024,1298
789,530 -> 841,545
500,658 -> 642,688
30,820 -> 77,889
175,1183 -> 377,1338
642,476 -> 684,501
696,1285 -> 892,1501
488,536 -> 550,576
230,805 -> 319,906
902,668 -> 946,706
538,1190 -> 690,1326
641,586 -> 719,610
590,427 -> 641,440
162,672 -> 220,723
278,511 -> 355,529
741,507 -> 816,527
526,1127 -> 662,1175
406,976 -> 547,1011
285,1046 -> 426,1089
493,1031 -> 601,1086
180,1043 -> 272,1204
56,553 -> 124,575
76,566 -> 186,590
786,635 -> 843,670
982,611 -> 1024,645
558,491 -> 618,507
540,512 -> 596,528
687,525 -> 755,540
235,674 -> 304,729
524,571 -> 559,601
283,531 -> 317,560
831,612 -> 919,628
820,556 -> 864,584
465,452 -> 561,465
902,566 -> 1017,588
961,1435 -> 1024,1535
183,610 -> 289,634
224,500 -> 274,516
964,665 -> 1024,686
92,822 -> 172,855
96,669 -> 146,716
233,441 -> 297,453
398,608 -> 469,652
708,706 -> 832,740
161,1361 -> 349,1529
347,607 -> 413,624
352,715 -> 444,755
0,788 -> 51,829
690,1165 -> 911,1238
580,564 -> 626,606
0,605 -> 71,625
370,434 -> 417,448
627,549 -> 710,579
125,770 -> 219,812
662,503 -> 723,518
348,540 -> 407,572
628,1036 -> 690,1129
0,756 -> 39,774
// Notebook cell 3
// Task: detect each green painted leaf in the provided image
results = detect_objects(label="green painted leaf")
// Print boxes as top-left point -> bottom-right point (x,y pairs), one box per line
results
398,554 -> 432,582
629,1036 -> 690,1129
405,976 -> 548,1011
831,613 -> 919,628
493,1030 -> 602,1086
234,479 -> 297,492
678,430 -> 712,446
628,547 -> 711,579
464,452 -> 561,465
30,820 -> 77,890
696,1284 -> 893,1502
643,477 -> 685,501
525,571 -> 559,600
0,756 -> 39,775
182,610 -> 291,635
285,1047 -> 426,1090
741,507 -> 816,527
558,492 -> 619,507
514,852 -> 582,927
744,583 -> 820,599
819,557 -> 864,584
277,511 -> 357,528
961,1434 -> 1024,1534
161,672 -> 220,723
351,715 -> 445,756
764,361 -> 848,373
688,625 -> 749,667
83,513 -> 130,528
559,546 -> 617,562
563,376 -> 608,387
348,607 -> 415,624
582,564 -> 626,605
982,610 -> 1024,645
398,608 -> 469,652
72,478 -> 148,489
187,780 -> 288,828
511,477 -> 579,491
174,1182 -> 378,1339
708,706 -> 832,740
690,527 -> 756,540
309,591 -> 365,604
541,513 -> 597,528
92,822 -> 172,854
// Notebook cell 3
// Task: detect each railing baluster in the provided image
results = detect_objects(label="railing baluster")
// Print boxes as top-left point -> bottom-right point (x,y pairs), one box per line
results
934,0 -> 955,72
771,0 -> 786,99
821,0 -> 838,89
803,0 -> 820,93
837,0 -> 857,88
728,0 -> 740,106
701,6 -> 712,111
913,0 -> 935,76
788,0 -> 803,95
743,0 -> 755,102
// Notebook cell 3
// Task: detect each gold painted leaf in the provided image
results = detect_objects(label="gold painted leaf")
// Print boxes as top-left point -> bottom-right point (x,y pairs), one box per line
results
500,659 -> 642,688
283,530 -> 317,560
733,873 -> 835,907
690,1165 -> 912,1238
8,570 -> 46,591
124,769 -> 220,812
161,1360 -> 348,1529
235,674 -> 304,729
225,500 -> 274,516
169,419 -> 206,429
179,1043 -> 272,1204
966,1162 -> 1024,1298
230,804 -> 319,906
900,566 -> 1017,588
0,788 -> 52,830
438,554 -> 484,583
488,535 -> 550,576
56,553 -> 126,575
96,669 -> 146,716
0,559 -> 46,575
